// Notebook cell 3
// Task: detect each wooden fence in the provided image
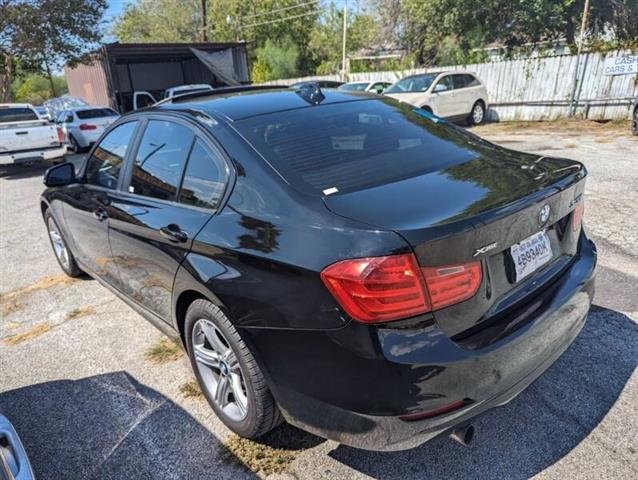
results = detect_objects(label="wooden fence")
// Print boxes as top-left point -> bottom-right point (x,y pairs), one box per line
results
262,51 -> 637,121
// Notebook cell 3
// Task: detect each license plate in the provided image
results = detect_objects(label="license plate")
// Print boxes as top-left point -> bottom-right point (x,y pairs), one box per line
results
510,230 -> 552,282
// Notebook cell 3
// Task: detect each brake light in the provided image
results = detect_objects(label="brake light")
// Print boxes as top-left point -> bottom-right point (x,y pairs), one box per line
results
321,254 -> 482,323
320,254 -> 431,323
56,127 -> 64,143
421,262 -> 482,310
79,123 -> 97,130
572,200 -> 584,232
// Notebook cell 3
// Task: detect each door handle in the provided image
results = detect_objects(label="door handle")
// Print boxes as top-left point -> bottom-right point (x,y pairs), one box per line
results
159,224 -> 188,243
93,208 -> 108,221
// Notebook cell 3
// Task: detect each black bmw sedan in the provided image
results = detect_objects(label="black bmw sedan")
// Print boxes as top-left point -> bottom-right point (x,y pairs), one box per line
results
40,85 -> 596,451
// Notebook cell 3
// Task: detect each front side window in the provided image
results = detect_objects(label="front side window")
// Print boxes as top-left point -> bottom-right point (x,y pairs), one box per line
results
436,76 -> 454,91
129,120 -> 193,201
179,139 -> 227,210
85,121 -> 138,189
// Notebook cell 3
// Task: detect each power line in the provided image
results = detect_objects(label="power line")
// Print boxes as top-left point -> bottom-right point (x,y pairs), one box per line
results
241,0 -> 321,21
239,10 -> 318,29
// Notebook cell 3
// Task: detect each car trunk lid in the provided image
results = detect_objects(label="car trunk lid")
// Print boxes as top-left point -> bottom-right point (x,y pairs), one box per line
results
323,151 -> 587,337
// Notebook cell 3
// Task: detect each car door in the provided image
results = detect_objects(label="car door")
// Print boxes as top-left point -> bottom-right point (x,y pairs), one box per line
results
61,120 -> 140,286
430,75 -> 456,117
451,74 -> 474,116
107,116 -> 230,321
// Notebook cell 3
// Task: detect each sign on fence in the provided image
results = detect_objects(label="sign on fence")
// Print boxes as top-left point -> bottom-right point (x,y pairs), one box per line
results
603,55 -> 638,76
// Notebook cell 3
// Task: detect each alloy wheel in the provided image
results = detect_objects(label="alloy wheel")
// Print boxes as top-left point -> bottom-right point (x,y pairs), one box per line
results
191,318 -> 249,421
47,218 -> 70,270
472,103 -> 484,124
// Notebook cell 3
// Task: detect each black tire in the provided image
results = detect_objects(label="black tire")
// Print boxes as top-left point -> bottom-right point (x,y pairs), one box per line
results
468,100 -> 486,126
69,134 -> 81,153
421,105 -> 433,114
44,209 -> 82,277
632,107 -> 637,136
184,299 -> 284,438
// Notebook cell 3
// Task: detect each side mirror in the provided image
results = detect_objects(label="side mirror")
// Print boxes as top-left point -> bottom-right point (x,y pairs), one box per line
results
44,162 -> 76,187
434,83 -> 448,93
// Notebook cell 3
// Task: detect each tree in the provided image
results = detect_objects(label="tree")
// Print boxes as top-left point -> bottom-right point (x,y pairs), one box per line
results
252,38 -> 299,81
113,0 -> 200,43
12,73 -> 68,104
1,0 -> 106,102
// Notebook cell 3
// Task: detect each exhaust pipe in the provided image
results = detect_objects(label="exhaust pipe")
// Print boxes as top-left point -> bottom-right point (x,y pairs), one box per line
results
449,424 -> 475,446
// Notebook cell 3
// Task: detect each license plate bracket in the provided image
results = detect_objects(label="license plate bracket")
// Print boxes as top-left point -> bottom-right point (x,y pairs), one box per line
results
509,230 -> 553,282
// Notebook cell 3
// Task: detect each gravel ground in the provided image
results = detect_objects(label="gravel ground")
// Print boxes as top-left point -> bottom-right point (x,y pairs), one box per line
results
0,121 -> 636,480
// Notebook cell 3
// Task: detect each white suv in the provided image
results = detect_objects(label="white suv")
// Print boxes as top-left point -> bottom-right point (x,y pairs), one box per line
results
384,71 -> 488,125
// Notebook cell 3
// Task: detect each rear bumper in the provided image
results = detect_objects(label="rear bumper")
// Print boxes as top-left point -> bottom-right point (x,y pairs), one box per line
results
245,233 -> 597,451
0,145 -> 66,165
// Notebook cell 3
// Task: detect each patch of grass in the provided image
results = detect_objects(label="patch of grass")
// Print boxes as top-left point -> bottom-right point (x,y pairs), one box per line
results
179,380 -> 204,399
65,305 -> 95,320
144,338 -> 183,364
225,435 -> 296,476
4,323 -> 52,345
0,301 -> 23,317
476,117 -> 631,135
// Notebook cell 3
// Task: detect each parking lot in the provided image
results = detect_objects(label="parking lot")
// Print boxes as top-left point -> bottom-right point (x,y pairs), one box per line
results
1,120 -> 636,479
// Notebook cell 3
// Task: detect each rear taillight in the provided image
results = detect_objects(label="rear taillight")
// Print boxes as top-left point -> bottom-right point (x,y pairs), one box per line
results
321,254 -> 482,323
572,200 -> 584,232
79,123 -> 97,130
320,254 -> 431,323
56,127 -> 64,143
421,262 -> 482,311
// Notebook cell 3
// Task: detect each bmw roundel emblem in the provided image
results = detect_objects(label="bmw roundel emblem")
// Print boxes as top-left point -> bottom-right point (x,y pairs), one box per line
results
538,204 -> 551,226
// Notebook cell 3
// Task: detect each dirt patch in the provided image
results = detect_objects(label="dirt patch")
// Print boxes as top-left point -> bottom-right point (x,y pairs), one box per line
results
0,301 -> 23,317
179,380 -> 204,399
0,275 -> 78,305
65,305 -> 96,320
144,338 -> 183,364
476,118 -> 632,136
4,323 -> 52,345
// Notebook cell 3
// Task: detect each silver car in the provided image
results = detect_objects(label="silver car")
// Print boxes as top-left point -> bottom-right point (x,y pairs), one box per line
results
337,81 -> 392,94
384,71 -> 489,125
55,107 -> 119,152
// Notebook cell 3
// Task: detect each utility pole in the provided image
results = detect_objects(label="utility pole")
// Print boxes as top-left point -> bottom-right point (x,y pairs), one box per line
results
569,0 -> 590,117
200,0 -> 208,42
341,1 -> 347,82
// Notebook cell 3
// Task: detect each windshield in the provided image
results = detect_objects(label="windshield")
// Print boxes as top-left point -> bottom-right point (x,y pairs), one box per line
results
75,108 -> 118,119
235,98 -> 477,195
385,74 -> 438,93
0,107 -> 39,123
338,83 -> 369,92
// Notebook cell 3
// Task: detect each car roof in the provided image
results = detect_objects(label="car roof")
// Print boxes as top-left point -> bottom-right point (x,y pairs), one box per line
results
157,87 -> 374,122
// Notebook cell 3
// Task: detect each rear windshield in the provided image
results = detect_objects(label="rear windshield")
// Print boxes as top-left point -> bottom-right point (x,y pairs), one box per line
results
75,108 -> 118,119
235,99 -> 477,195
0,107 -> 38,123
385,74 -> 437,93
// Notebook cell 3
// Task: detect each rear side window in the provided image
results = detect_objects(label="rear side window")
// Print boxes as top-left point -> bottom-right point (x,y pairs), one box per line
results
178,139 -> 227,210
129,120 -> 193,201
235,99 -> 477,195
452,75 -> 469,89
75,108 -> 118,119
0,107 -> 38,123
85,121 -> 138,189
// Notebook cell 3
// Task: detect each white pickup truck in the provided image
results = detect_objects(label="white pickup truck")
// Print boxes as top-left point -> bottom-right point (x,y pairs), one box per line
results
0,103 -> 67,165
